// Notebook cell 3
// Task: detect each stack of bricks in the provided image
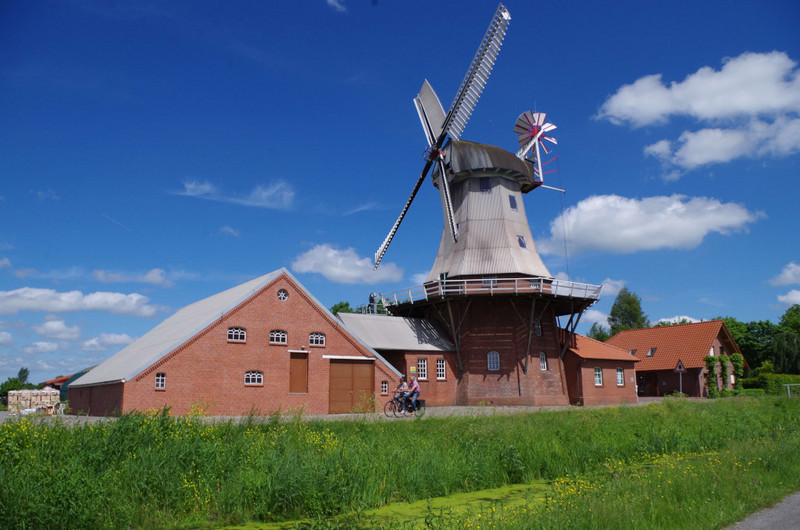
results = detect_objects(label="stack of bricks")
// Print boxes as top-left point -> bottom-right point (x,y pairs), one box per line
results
7,387 -> 61,415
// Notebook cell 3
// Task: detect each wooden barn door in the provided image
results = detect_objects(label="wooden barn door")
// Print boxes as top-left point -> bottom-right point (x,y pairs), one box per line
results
328,359 -> 374,413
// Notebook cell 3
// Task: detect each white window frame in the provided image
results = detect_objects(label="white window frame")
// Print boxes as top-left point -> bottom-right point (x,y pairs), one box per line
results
539,351 -> 548,371
381,380 -> 388,394
482,275 -> 498,287
155,372 -> 166,389
487,351 -> 500,371
270,330 -> 287,344
309,332 -> 325,346
436,358 -> 446,380
594,367 -> 603,386
227,326 -> 246,342
617,368 -> 624,386
244,370 -> 263,386
417,358 -> 428,380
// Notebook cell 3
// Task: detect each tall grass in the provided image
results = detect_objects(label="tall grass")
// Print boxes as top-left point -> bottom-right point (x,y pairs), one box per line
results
1,397 -> 798,528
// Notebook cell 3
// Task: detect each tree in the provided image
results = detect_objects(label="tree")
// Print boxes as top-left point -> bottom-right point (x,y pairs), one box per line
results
587,322 -> 610,342
779,304 -> 800,335
771,330 -> 800,374
329,301 -> 354,315
607,287 -> 649,336
0,366 -> 35,401
721,316 -> 777,372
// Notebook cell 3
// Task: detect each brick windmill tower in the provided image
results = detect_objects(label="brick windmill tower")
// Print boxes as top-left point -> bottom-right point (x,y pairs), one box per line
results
374,4 -> 601,406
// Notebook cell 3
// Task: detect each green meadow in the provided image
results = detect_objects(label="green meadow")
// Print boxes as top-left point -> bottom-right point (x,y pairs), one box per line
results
1,397 -> 799,529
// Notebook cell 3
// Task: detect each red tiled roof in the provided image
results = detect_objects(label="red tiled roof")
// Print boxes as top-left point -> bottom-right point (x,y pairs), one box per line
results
606,320 -> 741,371
567,333 -> 639,362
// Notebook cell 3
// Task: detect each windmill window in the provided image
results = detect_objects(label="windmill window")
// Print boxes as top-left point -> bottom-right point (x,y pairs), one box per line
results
244,370 -> 263,386
534,321 -> 542,336
594,367 -> 603,386
487,351 -> 500,371
155,372 -> 166,390
646,348 -> 657,357
482,275 -> 497,287
517,236 -> 527,249
539,352 -> 548,371
509,195 -> 518,211
437,358 -> 446,380
617,368 -> 625,386
227,327 -> 246,342
309,332 -> 325,346
270,330 -> 288,344
479,177 -> 491,192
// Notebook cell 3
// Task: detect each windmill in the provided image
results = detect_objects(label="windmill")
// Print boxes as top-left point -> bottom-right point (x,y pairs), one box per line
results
374,3 -> 512,269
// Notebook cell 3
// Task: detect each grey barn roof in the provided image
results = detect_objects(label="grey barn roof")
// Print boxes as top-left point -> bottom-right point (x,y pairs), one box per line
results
72,268 -> 400,388
337,313 -> 454,352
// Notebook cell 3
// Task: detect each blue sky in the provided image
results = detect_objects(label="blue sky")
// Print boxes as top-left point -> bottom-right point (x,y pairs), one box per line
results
2,0 -> 799,384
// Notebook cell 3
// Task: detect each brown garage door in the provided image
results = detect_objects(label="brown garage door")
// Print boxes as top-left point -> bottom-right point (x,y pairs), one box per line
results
329,359 -> 374,414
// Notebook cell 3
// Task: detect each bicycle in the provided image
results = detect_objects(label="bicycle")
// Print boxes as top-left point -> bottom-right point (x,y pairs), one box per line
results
383,394 -> 426,418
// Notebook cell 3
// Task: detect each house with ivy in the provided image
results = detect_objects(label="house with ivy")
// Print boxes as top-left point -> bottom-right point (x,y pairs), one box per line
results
606,320 -> 746,398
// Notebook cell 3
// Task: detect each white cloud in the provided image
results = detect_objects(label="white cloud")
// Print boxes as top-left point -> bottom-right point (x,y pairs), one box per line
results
778,290 -> 800,306
219,226 -> 241,238
24,341 -> 58,354
598,51 -> 800,175
410,272 -> 428,285
598,51 -> 800,126
656,315 -> 701,325
539,194 -> 762,255
32,319 -> 80,340
0,331 -> 12,345
0,258 -> 10,269
175,179 -> 294,209
600,278 -> 626,297
93,268 -> 174,287
0,287 -> 158,317
770,262 -> 800,286
583,309 -> 608,327
81,333 -> 134,351
291,244 -> 403,284
327,0 -> 346,12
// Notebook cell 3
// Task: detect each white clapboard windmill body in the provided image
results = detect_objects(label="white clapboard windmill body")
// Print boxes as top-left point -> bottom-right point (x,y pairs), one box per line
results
374,3 -> 554,285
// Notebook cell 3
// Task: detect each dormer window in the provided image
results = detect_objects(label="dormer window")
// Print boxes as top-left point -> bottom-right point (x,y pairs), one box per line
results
629,349 -> 637,356
646,348 -> 657,357
227,327 -> 246,342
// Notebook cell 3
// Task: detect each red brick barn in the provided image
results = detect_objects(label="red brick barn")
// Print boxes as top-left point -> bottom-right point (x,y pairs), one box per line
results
606,320 -> 745,397
337,313 -> 458,406
68,269 -> 400,415
562,333 -> 639,406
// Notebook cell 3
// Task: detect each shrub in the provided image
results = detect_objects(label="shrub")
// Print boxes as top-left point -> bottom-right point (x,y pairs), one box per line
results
761,373 -> 800,395
741,388 -> 766,396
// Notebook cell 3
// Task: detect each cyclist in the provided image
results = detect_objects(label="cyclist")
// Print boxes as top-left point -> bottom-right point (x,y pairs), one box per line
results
408,376 -> 420,414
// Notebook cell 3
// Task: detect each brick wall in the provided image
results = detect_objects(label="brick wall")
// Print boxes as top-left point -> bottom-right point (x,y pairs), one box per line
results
575,360 -> 638,406
433,298 -> 570,406
68,383 -> 124,416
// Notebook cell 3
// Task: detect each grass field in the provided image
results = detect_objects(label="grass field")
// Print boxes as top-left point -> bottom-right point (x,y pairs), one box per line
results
1,397 -> 799,528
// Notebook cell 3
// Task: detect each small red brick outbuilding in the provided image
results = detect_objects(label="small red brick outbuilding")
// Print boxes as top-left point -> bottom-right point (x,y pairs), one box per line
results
562,333 -> 639,406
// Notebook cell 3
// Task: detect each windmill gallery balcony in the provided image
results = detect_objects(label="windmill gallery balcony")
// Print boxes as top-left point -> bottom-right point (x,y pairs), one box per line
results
377,276 -> 602,310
